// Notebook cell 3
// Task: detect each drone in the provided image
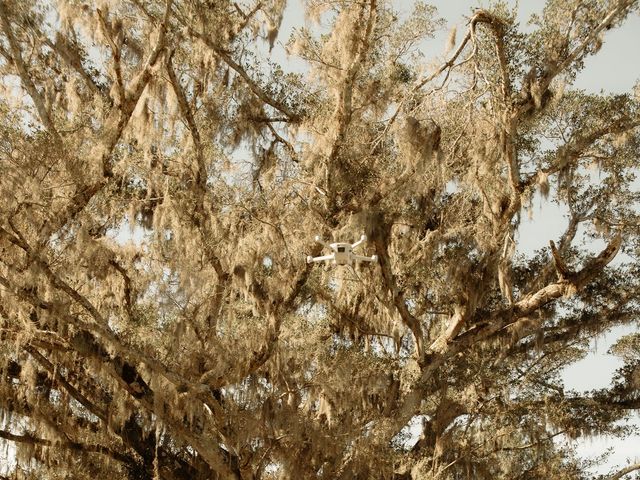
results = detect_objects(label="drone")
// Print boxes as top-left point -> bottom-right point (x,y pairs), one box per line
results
306,234 -> 378,266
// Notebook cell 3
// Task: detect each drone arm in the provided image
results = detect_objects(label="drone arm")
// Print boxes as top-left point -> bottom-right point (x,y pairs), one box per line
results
351,234 -> 367,249
353,254 -> 377,263
307,254 -> 335,264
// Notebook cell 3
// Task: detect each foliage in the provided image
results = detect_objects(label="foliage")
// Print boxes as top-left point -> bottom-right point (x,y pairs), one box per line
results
0,0 -> 639,478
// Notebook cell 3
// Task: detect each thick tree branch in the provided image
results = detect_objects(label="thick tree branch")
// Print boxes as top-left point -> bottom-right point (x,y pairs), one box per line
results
109,259 -> 135,321
5,351 -> 210,479
0,224 -> 111,328
608,462 -> 640,480
446,233 -> 623,356
125,0 -> 172,106
96,7 -> 125,104
379,234 -> 625,447
472,10 -> 511,101
24,345 -> 109,423
0,317 -> 70,353
374,232 -> 424,357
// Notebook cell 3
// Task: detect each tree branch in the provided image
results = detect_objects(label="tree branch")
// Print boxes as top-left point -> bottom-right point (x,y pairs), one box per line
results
472,10 -> 511,101
38,0 -> 173,239
175,13 -> 298,121
521,119 -> 640,191
125,0 -> 173,106
25,345 -> 109,423
499,430 -> 565,451
0,1 -> 60,141
377,233 -> 625,447
109,259 -> 135,322
165,49 -> 206,189
0,267 -> 239,478
96,7 -> 125,104
608,462 -> 640,480
518,0 -> 637,116
376,8 -> 506,147
327,0 -> 377,166
42,33 -> 107,99
0,428 -> 135,465
374,230 -> 424,357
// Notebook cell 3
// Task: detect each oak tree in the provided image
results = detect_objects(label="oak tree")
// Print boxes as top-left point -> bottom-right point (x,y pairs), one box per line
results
1,0 -> 639,478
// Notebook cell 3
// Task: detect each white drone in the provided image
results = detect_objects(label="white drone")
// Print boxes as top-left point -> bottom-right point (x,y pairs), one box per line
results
306,234 -> 378,266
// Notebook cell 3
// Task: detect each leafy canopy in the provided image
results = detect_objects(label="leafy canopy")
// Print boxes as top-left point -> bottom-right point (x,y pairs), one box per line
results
0,0 -> 639,479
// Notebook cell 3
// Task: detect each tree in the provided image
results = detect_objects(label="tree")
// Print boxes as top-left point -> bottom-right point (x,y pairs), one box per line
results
0,0 -> 639,478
